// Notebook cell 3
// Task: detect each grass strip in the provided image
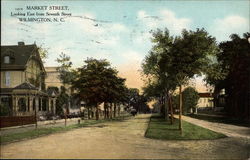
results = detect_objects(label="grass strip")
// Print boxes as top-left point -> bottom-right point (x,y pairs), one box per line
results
145,115 -> 227,140
188,114 -> 250,127
0,115 -> 131,144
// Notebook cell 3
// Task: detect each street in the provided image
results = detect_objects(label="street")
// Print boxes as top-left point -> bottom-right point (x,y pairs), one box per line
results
1,114 -> 249,159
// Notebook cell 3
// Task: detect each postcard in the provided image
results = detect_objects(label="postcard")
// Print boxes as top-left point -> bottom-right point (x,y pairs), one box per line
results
1,0 -> 249,159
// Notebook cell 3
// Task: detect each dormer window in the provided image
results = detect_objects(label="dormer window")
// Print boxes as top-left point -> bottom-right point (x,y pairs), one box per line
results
4,56 -> 10,64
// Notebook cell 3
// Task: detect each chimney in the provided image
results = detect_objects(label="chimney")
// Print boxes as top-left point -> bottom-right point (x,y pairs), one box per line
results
18,42 -> 25,46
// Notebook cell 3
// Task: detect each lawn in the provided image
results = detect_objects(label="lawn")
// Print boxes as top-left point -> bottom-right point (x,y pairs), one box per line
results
188,114 -> 250,127
145,115 -> 226,140
0,115 -> 131,144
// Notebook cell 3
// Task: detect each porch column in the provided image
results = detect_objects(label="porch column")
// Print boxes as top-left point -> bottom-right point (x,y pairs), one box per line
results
35,97 -> 39,112
26,96 -> 29,112
15,97 -> 19,114
29,96 -> 33,112
40,97 -> 42,111
12,96 -> 16,116
53,98 -> 56,114
48,98 -> 51,112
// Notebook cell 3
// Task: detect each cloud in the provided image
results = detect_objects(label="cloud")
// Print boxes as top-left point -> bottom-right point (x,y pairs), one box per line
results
134,9 -> 191,47
137,10 -> 159,28
210,15 -> 249,42
160,10 -> 191,34
134,32 -> 152,44
137,9 -> 191,35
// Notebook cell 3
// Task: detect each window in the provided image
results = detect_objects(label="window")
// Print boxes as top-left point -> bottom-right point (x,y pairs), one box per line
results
4,56 -> 10,64
18,98 -> 26,112
5,72 -> 11,87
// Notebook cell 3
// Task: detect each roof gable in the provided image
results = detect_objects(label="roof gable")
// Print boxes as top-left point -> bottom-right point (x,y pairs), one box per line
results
1,43 -> 37,70
14,82 -> 38,90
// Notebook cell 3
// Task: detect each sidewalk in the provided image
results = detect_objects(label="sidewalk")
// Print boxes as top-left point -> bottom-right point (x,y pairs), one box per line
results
0,118 -> 81,136
0,113 -> 129,136
175,115 -> 250,139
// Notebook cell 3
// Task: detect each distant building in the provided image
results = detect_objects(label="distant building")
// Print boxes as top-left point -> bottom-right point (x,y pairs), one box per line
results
45,66 -> 77,109
197,93 -> 213,108
45,67 -> 62,90
45,66 -> 71,93
0,42 -> 57,116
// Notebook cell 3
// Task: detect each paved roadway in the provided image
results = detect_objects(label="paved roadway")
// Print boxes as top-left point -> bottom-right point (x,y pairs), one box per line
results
1,114 -> 249,159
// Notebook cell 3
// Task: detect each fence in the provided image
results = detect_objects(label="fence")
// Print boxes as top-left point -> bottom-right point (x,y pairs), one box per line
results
0,116 -> 36,128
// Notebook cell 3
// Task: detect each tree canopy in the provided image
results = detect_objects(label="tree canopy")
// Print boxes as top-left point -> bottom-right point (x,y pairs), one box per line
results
142,28 -> 218,133
56,53 -> 75,85
182,87 -> 199,115
204,32 -> 250,120
71,58 -> 128,120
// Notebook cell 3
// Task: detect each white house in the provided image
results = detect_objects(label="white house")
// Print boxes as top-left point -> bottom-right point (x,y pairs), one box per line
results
197,93 -> 213,108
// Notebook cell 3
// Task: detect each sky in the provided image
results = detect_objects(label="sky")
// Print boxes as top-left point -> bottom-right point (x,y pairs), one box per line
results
1,0 -> 249,91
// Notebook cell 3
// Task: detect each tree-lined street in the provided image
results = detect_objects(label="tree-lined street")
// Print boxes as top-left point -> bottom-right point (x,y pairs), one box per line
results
1,1 -> 249,159
1,114 -> 249,159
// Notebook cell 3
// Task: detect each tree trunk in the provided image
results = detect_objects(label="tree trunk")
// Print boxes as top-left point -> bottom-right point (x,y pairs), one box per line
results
104,102 -> 107,119
169,94 -> 174,125
160,95 -> 165,117
110,104 -> 113,119
114,103 -> 117,118
87,107 -> 90,119
165,90 -> 169,121
104,107 -> 106,119
107,106 -> 110,119
95,104 -> 99,120
91,108 -> 94,119
64,111 -> 67,126
179,85 -> 183,135
118,105 -> 121,116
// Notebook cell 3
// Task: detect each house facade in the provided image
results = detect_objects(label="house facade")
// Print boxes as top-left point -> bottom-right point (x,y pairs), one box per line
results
0,42 -> 57,116
197,92 -> 214,108
45,66 -> 71,92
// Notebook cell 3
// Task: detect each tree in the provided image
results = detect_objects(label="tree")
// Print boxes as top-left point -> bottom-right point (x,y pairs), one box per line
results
56,53 -> 76,122
143,28 -> 217,134
142,29 -> 177,121
182,87 -> 199,115
37,46 -> 49,63
204,32 -> 250,120
72,58 -> 127,120
56,53 -> 75,85
0,103 -> 10,116
168,28 -> 217,134
56,86 -> 70,116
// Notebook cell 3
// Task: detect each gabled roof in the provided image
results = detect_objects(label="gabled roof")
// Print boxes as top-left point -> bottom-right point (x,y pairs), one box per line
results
47,87 -> 59,96
14,82 -> 38,90
1,43 -> 41,70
